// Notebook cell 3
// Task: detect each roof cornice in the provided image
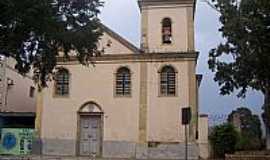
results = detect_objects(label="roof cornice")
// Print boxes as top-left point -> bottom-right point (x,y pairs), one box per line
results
56,52 -> 199,64
138,0 -> 196,17
138,0 -> 194,8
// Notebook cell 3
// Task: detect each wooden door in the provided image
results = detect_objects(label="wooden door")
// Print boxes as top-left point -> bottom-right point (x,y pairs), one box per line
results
79,115 -> 102,156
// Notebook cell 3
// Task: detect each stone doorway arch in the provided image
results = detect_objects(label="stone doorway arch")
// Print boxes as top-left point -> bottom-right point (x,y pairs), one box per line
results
78,101 -> 103,114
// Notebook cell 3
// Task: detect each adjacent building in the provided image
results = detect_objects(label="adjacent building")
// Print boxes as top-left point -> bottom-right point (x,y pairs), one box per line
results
0,57 -> 36,128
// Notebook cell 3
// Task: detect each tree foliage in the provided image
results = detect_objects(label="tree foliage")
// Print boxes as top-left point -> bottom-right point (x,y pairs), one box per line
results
228,107 -> 262,150
209,123 -> 239,158
208,0 -> 270,145
0,0 -> 103,88
208,0 -> 270,96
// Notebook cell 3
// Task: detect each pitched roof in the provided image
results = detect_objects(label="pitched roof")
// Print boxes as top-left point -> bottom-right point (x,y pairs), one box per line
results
99,23 -> 141,54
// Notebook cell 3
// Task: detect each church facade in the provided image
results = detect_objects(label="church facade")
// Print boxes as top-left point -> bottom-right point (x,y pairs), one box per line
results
38,0 -> 204,159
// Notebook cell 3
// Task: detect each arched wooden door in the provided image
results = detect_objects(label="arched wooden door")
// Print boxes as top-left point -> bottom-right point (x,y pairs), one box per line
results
78,102 -> 103,157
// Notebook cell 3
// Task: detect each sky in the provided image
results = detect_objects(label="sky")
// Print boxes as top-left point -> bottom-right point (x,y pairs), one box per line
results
99,0 -> 264,124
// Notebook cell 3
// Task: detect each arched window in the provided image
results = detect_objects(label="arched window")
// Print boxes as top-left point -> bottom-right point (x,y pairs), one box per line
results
55,68 -> 70,96
160,66 -> 176,96
116,67 -> 131,96
162,18 -> 172,44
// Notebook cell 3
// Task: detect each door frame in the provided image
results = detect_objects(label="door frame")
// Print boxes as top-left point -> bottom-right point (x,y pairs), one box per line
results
76,102 -> 104,157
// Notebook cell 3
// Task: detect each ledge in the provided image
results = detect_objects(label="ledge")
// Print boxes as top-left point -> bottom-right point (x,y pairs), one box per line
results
0,112 -> 35,117
138,0 -> 195,8
56,52 -> 199,64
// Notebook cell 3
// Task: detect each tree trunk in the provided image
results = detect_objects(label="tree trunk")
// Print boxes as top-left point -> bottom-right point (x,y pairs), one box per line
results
265,85 -> 270,150
267,126 -> 270,150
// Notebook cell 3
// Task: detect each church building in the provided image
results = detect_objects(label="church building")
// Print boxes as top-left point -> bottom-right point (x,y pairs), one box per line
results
38,0 -> 206,159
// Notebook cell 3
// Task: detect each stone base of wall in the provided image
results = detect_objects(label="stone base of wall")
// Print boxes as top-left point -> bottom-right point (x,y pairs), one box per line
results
103,141 -> 137,158
198,142 -> 209,159
32,138 -> 42,155
103,142 -> 199,159
146,143 -> 198,159
41,139 -> 199,160
41,138 -> 76,156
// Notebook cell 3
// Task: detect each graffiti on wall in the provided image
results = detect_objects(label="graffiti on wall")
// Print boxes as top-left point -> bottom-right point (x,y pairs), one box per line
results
0,128 -> 34,155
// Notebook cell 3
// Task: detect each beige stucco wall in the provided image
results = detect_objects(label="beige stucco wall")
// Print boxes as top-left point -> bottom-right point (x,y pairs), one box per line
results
1,57 -> 36,112
147,61 -> 190,142
41,63 -> 140,142
198,115 -> 209,159
97,32 -> 135,55
142,5 -> 191,53
40,58 -> 196,144
58,30 -> 136,57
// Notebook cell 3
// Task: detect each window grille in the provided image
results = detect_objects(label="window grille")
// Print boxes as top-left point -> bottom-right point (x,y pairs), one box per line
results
55,69 -> 69,96
116,67 -> 131,96
160,66 -> 176,96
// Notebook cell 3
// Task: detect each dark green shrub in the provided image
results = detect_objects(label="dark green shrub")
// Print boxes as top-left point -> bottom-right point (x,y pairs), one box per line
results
209,123 -> 239,158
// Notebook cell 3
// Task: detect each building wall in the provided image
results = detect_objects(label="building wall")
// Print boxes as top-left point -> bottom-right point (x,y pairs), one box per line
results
0,58 -> 36,113
40,59 -> 197,157
198,115 -> 209,159
58,30 -> 137,58
41,62 -> 141,155
147,61 -> 190,142
98,32 -> 135,55
141,5 -> 193,53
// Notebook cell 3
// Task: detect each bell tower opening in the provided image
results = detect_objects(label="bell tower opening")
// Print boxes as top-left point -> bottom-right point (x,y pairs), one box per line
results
162,18 -> 172,44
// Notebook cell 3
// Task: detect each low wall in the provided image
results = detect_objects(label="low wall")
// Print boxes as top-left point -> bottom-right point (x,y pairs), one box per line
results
226,154 -> 270,160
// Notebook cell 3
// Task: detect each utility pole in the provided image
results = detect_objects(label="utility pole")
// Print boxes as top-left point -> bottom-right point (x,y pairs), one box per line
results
185,124 -> 188,160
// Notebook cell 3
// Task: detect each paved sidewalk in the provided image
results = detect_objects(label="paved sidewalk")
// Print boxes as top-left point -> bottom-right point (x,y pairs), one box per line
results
0,155 -> 115,160
0,155 -> 201,160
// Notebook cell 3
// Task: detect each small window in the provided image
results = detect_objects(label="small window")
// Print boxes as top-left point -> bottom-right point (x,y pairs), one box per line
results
160,66 -> 176,96
115,67 -> 131,96
29,86 -> 35,98
55,68 -> 70,96
162,18 -> 172,44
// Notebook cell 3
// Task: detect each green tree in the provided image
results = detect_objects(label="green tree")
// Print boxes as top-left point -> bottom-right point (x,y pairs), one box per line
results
0,0 -> 103,87
228,107 -> 262,150
208,0 -> 270,148
209,123 -> 239,158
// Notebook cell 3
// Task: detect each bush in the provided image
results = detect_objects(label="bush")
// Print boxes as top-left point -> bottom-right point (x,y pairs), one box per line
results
236,134 -> 262,151
228,107 -> 263,150
209,123 -> 239,158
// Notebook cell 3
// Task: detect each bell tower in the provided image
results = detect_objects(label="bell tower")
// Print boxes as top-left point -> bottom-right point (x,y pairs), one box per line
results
138,0 -> 196,53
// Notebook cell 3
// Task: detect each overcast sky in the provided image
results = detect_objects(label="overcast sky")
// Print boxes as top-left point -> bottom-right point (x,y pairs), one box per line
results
99,0 -> 264,123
